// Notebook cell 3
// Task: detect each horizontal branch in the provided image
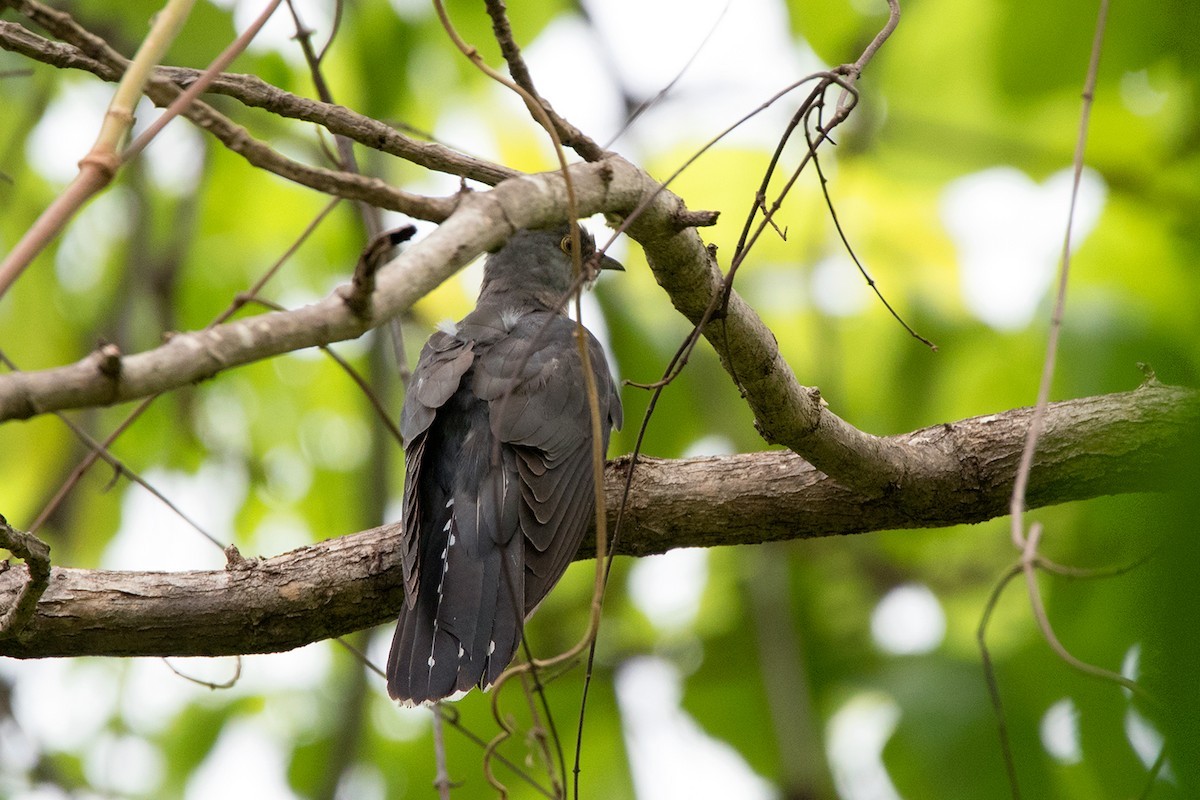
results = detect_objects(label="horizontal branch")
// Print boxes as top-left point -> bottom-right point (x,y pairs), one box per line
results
1,384 -> 1194,659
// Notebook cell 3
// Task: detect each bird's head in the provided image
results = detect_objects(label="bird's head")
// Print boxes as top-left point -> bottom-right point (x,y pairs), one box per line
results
480,224 -> 623,309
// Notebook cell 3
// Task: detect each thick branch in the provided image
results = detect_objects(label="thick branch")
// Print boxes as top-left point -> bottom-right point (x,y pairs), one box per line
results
622,181 -> 933,492
0,159 -> 650,422
1,384 -> 1193,659
0,0 -> 1164,502
4,8 -> 936,490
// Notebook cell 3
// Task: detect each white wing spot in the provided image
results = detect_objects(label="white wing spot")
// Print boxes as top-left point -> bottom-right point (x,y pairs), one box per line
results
445,497 -> 455,508
458,644 -> 465,659
428,656 -> 436,667
436,319 -> 458,335
487,640 -> 496,656
442,518 -> 453,532
448,533 -> 456,545
500,307 -> 524,330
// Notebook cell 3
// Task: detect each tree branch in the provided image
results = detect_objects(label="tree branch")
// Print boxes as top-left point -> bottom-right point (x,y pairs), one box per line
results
0,159 -> 648,422
1,384 -> 1193,659
0,20 -> 517,187
0,16 -> 455,219
0,3 -> 1171,507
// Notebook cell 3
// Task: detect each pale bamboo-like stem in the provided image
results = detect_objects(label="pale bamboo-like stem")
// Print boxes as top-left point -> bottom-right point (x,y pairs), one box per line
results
0,0 -> 197,299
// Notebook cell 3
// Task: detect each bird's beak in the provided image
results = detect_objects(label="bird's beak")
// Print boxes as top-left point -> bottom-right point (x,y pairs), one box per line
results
597,253 -> 624,272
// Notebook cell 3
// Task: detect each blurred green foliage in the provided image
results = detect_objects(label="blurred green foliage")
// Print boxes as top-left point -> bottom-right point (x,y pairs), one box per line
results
1,0 -> 1198,797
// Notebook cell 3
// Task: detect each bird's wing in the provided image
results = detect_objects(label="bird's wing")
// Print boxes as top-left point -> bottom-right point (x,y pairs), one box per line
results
398,330 -> 474,609
472,313 -> 621,617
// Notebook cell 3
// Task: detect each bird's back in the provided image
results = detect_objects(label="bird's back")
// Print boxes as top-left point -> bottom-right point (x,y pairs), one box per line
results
387,301 -> 620,705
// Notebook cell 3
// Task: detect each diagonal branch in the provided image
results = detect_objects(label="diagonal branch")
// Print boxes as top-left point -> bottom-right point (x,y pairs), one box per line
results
0,149 -> 1118,499
0,20 -> 516,186
0,159 -> 647,422
0,14 -> 453,220
0,384 -> 1193,659
4,2 -> 925,491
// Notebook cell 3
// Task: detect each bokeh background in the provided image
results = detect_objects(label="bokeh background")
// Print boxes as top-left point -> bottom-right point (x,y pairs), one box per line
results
1,0 -> 1198,797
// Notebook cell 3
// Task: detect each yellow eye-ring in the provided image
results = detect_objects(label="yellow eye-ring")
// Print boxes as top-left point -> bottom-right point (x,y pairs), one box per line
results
559,234 -> 573,254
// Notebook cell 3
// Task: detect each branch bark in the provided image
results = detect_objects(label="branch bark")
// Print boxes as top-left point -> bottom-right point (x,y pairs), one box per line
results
1,4 -> 927,493
0,16 -> 456,219
0,20 -> 517,187
1,384 -> 1193,659
0,159 -> 649,421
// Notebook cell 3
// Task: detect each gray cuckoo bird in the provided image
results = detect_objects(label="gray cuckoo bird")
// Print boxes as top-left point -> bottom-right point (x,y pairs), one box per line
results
386,224 -> 623,706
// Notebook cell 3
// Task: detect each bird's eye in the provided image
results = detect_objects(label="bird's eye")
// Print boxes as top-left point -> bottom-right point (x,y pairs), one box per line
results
559,234 -> 573,254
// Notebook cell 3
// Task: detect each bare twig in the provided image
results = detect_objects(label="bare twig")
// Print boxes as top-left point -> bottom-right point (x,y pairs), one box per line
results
162,656 -> 243,689
977,563 -> 1025,800
28,395 -> 159,535
602,1 -> 731,149
1009,0 -> 1109,548
482,0 -> 605,161
0,515 -> 51,638
124,0 -> 284,161
343,226 -> 418,319
0,10 -> 453,220
1021,524 -> 1146,698
284,0 -> 385,242
805,110 -> 936,349
240,296 -> 406,447
0,0 -> 198,298
432,705 -> 455,800
0,20 -> 515,185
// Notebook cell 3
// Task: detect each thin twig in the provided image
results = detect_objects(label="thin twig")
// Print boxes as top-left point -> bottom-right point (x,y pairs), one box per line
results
805,110 -> 936,349
240,296 -> 406,447
24,197 -> 340,535
343,226 -> 417,320
432,705 -> 454,800
482,0 -> 604,161
0,8 -> 453,219
162,656 -> 242,689
0,0 -> 198,298
0,19 -> 515,186
1021,523 -> 1147,698
3,353 -> 227,549
1009,0 -> 1109,549
0,515 -> 52,637
123,0 -> 285,161
28,395 -> 159,535
602,1 -> 731,149
977,563 -> 1025,800
284,0 -> 385,241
